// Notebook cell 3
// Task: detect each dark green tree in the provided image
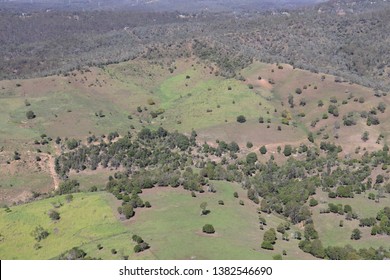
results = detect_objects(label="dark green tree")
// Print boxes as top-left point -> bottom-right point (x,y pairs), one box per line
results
202,224 -> 215,234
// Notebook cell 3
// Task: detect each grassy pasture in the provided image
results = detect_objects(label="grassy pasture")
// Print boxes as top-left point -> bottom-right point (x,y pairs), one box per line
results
0,182 -> 315,260
0,192 -> 131,259
311,190 -> 390,250
124,181 -> 314,260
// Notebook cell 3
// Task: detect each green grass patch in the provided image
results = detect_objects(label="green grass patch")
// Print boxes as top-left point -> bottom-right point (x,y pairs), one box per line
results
0,192 -> 130,259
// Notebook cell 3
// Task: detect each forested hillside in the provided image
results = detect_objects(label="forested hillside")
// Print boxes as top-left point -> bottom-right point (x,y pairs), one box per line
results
1,0 -> 390,91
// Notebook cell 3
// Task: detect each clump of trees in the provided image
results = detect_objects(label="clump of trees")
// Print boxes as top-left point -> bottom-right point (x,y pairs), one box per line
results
132,234 -> 150,253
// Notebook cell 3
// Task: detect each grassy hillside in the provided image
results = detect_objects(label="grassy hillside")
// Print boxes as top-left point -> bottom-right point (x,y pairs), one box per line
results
1,59 -> 389,205
0,183 -> 315,260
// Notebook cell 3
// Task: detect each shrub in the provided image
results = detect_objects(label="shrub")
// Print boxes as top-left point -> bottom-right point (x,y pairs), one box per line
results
202,224 -> 215,234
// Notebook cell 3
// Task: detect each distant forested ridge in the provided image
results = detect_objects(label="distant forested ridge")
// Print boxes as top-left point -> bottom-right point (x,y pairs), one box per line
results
1,0 -> 390,91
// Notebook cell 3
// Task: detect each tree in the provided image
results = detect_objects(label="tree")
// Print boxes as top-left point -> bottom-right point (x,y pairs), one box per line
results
309,198 -> 318,207
273,254 -> 282,260
236,115 -> 246,123
49,210 -> 60,221
261,241 -> 274,250
58,247 -> 87,260
304,224 -> 319,240
122,204 -> 134,219
31,225 -> 49,242
202,224 -> 215,234
288,94 -> 294,108
310,239 -> 326,258
65,194 -> 73,203
263,228 -> 277,244
26,110 -> 36,119
351,228 -> 362,240
246,152 -> 258,164
259,145 -> 267,155
295,88 -> 302,94
200,202 -> 209,215
58,180 -> 79,195
376,174 -> 384,184
378,102 -> 386,113
283,145 -> 292,157
308,132 -> 314,143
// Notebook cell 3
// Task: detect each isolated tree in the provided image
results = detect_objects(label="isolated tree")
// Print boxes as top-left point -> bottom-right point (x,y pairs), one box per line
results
263,228 -> 277,244
295,88 -> 302,94
377,102 -> 386,113
200,202 -> 209,215
236,115 -> 246,123
49,210 -> 60,221
308,132 -> 314,143
351,228 -> 362,240
361,131 -> 369,142
202,224 -> 215,234
26,110 -> 36,119
288,94 -> 294,108
259,145 -> 267,155
31,226 -> 49,242
283,145 -> 292,157
376,174 -> 384,184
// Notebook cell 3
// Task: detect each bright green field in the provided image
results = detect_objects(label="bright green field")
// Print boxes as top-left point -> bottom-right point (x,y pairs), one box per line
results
0,192 -> 132,259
